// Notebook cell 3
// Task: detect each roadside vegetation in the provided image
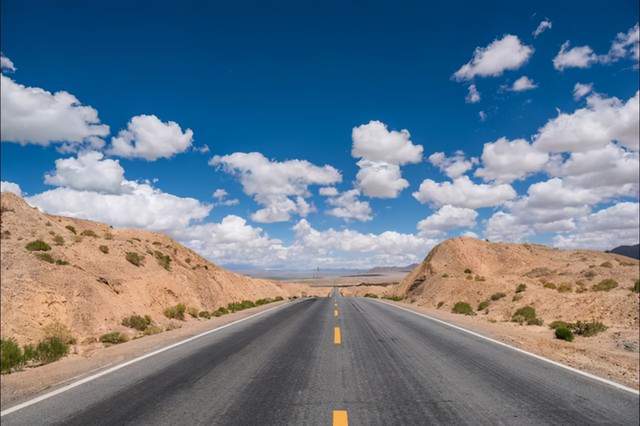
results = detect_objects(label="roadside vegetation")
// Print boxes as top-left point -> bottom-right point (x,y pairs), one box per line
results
25,240 -> 51,251
511,306 -> 543,325
100,332 -> 128,345
549,320 -> 607,338
125,252 -> 144,266
452,302 -> 474,315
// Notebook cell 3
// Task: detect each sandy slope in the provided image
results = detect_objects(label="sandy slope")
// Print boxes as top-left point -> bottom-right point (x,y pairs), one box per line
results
0,193 -> 328,346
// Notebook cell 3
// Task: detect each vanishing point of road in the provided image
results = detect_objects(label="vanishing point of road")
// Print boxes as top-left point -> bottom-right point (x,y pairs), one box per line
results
2,290 -> 639,425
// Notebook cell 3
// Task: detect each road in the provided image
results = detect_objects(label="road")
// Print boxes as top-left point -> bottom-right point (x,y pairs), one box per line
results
2,291 -> 638,425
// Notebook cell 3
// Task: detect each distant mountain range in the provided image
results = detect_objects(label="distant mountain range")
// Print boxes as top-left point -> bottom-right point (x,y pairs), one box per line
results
607,244 -> 640,260
365,264 -> 419,274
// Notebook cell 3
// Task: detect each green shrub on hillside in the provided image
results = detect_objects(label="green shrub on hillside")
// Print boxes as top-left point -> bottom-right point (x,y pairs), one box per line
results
555,326 -> 574,342
490,292 -> 506,301
1,338 -> 24,374
515,283 -> 527,293
364,293 -> 379,298
382,295 -> 404,301
511,306 -> 542,325
592,279 -> 618,292
571,320 -> 607,337
164,303 -> 186,320
154,250 -> 172,271
25,240 -> 51,251
199,311 -> 211,319
65,225 -> 77,234
477,300 -> 490,311
125,252 -> 144,267
464,268 -> 472,274
99,332 -> 128,345
542,282 -> 556,289
634,280 -> 640,293
80,230 -> 98,237
53,235 -> 65,246
452,302 -> 474,315
35,253 -> 55,263
548,320 -> 570,330
36,337 -> 69,362
121,315 -> 152,331
99,245 -> 109,254
187,307 -> 199,318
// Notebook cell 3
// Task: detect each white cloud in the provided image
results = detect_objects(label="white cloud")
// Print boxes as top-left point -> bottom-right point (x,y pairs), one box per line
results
510,76 -> 538,92
351,120 -> 423,165
108,114 -> 193,161
212,188 -> 239,206
44,151 -> 125,194
1,181 -> 22,196
475,137 -> 548,183
479,111 -> 487,122
1,53 -> 16,72
428,151 -> 478,179
213,189 -> 228,200
533,19 -> 552,38
325,189 -> 372,222
573,82 -> 593,100
466,84 -> 481,103
417,205 -> 478,237
319,187 -> 338,197
355,160 -> 409,198
453,35 -> 534,81
603,23 -> 639,65
533,91 -> 639,152
0,75 -> 109,146
552,202 -> 639,250
553,42 -> 598,70
484,211 -> 533,242
413,175 -> 517,209
210,152 -> 341,223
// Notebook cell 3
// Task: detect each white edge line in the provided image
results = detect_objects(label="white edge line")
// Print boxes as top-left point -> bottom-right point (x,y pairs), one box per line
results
375,299 -> 639,396
1,301 -> 294,417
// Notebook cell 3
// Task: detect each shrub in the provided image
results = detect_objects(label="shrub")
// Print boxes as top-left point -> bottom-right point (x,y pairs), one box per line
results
199,311 -> 211,319
490,292 -> 506,301
1,338 -> 23,373
274,296 -> 284,301
43,322 -> 76,345
80,230 -> 98,237
164,303 -> 186,320
599,261 -> 613,268
99,245 -> 109,254
452,302 -> 474,315
53,235 -> 65,246
187,307 -> 199,318
441,273 -> 449,278
382,295 -> 404,301
154,251 -> 172,271
25,240 -> 51,251
143,325 -> 163,336
212,307 -> 228,317
65,225 -> 77,234
512,294 -> 523,302
478,300 -> 490,311
121,314 -> 151,331
437,301 -> 444,309
364,293 -> 379,298
55,259 -> 69,265
36,253 -> 55,263
571,320 -> 608,337
515,283 -> 526,293
557,283 -> 573,293
22,344 -> 37,362
633,280 -> 640,293
511,306 -> 542,325
555,326 -> 574,342
548,320 -> 570,330
99,332 -> 128,345
125,252 -> 144,266
36,337 -> 69,363
466,275 -> 473,280
103,232 -> 114,240
592,279 -> 618,292
464,268 -> 472,274
475,275 -> 486,282
543,282 -> 556,289
227,300 -> 256,312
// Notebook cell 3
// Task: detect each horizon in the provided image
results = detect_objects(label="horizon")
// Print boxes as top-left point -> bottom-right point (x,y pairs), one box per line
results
1,0 -> 639,270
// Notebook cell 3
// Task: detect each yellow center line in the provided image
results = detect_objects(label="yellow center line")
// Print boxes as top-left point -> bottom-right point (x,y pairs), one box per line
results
334,326 -> 341,345
332,410 -> 348,426
334,309 -> 339,317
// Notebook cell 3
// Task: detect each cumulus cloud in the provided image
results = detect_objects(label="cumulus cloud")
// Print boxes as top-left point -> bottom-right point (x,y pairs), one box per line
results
44,151 -> 125,193
428,151 -> 478,179
553,42 -> 598,70
484,211 -> 533,242
108,114 -> 193,161
1,53 -> 16,72
0,75 -> 109,147
351,121 -> 423,199
1,181 -> 22,196
325,189 -> 372,222
573,82 -> 593,100
210,152 -> 341,223
479,111 -> 487,122
533,91 -> 639,152
466,84 -> 481,103
453,35 -> 534,81
319,187 -> 338,197
417,205 -> 478,237
212,188 -> 240,206
533,19 -> 552,38
510,76 -> 538,92
603,23 -> 639,65
475,137 -> 548,183
413,175 -> 517,209
552,202 -> 639,250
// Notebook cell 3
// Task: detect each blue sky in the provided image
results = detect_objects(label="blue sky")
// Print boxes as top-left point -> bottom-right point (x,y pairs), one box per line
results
1,1 -> 639,269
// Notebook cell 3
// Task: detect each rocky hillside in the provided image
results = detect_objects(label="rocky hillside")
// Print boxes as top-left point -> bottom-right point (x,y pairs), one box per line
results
390,237 -> 639,327
0,193 -> 325,346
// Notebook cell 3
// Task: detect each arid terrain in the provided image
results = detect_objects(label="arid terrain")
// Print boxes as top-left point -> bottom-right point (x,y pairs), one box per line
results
0,192 -> 328,349
342,237 -> 640,388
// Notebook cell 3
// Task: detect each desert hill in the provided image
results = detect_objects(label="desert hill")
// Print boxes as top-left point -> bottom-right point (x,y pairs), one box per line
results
608,244 -> 640,260
391,237 -> 639,327
0,192 -> 326,346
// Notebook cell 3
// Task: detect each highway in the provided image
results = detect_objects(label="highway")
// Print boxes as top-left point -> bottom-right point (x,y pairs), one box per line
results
2,291 -> 638,425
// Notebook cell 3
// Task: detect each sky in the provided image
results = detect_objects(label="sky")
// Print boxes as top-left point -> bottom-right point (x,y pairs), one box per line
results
1,0 -> 639,270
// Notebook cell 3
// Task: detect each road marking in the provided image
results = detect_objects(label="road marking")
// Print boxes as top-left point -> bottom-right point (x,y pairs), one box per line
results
334,326 -> 342,345
332,410 -> 348,426
334,309 -> 339,317
0,301 -> 296,417
376,300 -> 640,396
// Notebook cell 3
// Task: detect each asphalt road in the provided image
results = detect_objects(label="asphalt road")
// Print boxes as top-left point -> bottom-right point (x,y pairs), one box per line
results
2,291 -> 638,425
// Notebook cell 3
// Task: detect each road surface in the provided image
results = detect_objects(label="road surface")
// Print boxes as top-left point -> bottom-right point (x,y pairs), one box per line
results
2,291 -> 638,425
